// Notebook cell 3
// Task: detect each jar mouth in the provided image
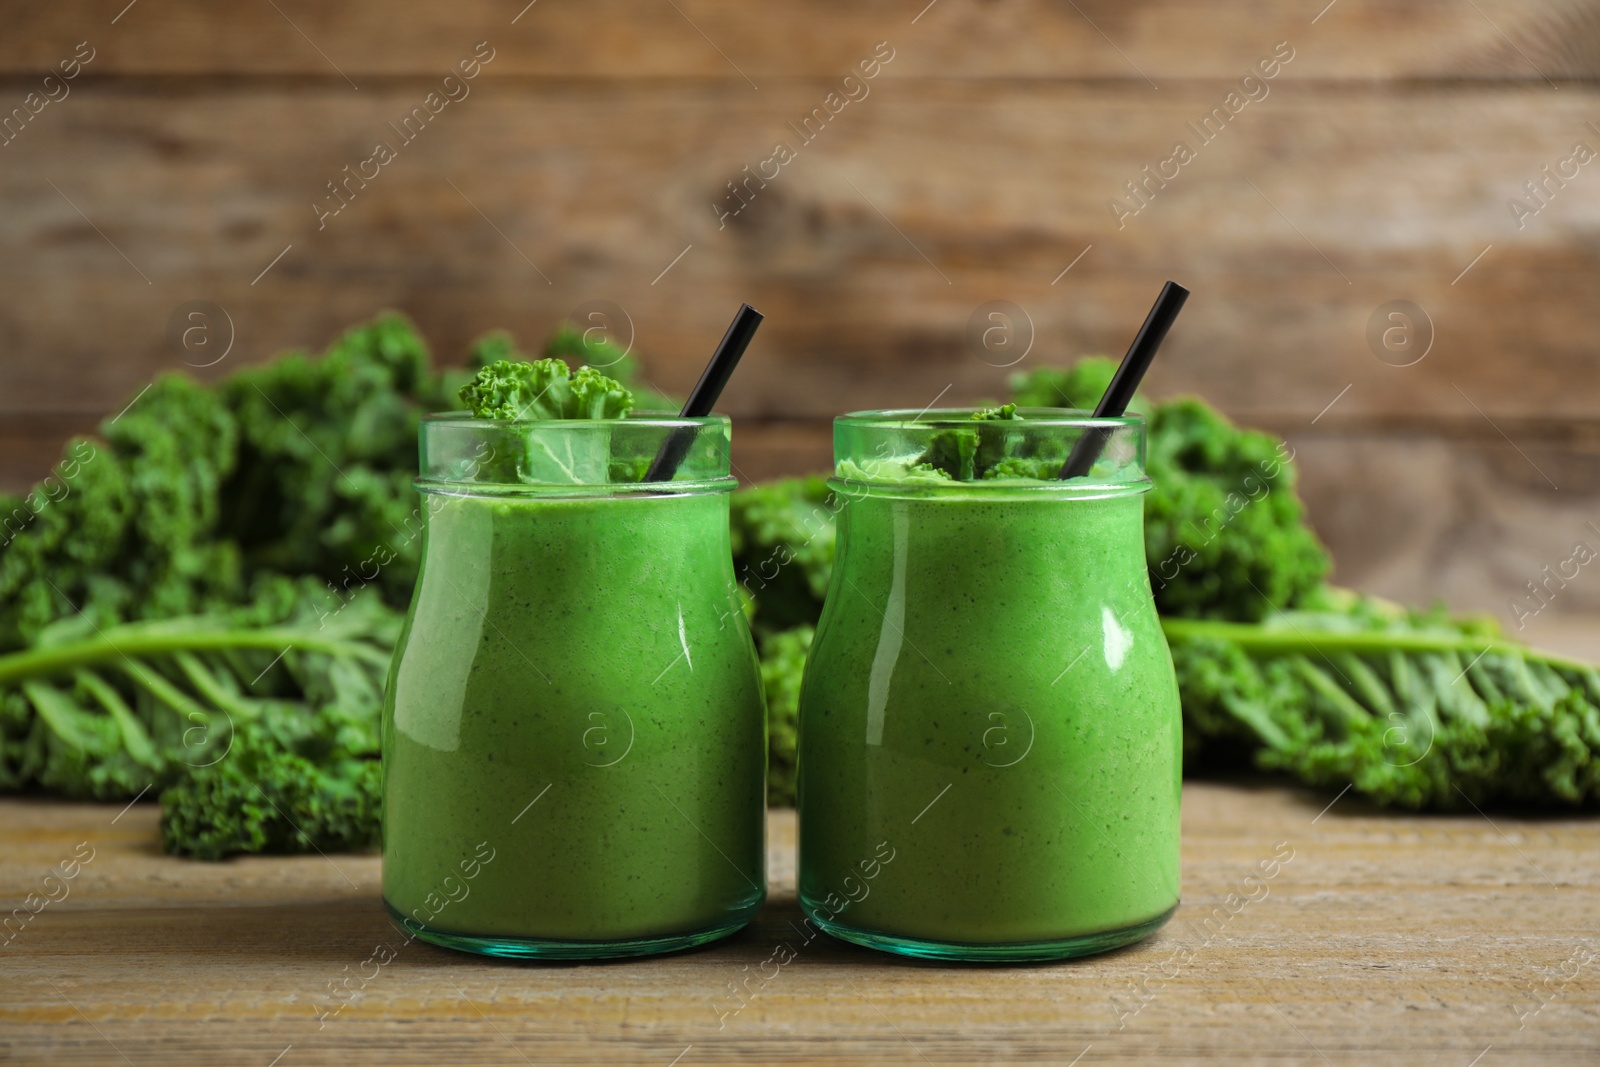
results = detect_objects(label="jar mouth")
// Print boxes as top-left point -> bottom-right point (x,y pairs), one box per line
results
415,477 -> 738,499
837,408 -> 1142,430
825,475 -> 1151,499
423,410 -> 725,430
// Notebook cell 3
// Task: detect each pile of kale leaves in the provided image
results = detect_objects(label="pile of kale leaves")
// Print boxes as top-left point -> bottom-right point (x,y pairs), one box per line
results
2,315 -> 1594,859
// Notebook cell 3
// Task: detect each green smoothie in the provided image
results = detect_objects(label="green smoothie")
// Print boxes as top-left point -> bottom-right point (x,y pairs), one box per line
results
797,417 -> 1181,959
383,488 -> 767,955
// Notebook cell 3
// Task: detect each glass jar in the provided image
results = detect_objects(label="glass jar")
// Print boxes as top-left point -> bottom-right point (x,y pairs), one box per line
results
796,409 -> 1181,960
382,414 -> 766,958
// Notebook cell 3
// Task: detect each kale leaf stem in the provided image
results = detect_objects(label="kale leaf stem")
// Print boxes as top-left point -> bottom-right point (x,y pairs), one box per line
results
0,624 -> 388,687
1160,617 -> 1595,677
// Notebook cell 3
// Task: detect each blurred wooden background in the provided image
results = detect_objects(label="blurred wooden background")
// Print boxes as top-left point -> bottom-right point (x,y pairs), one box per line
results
2,0 -> 1599,640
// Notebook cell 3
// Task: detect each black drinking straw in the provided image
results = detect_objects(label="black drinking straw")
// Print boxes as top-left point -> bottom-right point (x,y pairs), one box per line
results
643,303 -> 764,482
1059,280 -> 1190,479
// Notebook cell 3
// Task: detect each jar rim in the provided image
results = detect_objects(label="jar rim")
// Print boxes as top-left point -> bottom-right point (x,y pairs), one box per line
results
422,410 -> 727,430
836,407 -> 1144,430
824,476 -> 1149,499
415,478 -> 738,498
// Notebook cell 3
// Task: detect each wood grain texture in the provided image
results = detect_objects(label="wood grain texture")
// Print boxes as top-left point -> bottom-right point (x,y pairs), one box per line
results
4,0 -> 1599,80
1,84 -> 1598,422
1,786 -> 1597,1066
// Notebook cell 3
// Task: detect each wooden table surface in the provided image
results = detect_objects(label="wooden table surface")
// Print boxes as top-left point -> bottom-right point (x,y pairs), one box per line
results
2,783 -> 1596,1066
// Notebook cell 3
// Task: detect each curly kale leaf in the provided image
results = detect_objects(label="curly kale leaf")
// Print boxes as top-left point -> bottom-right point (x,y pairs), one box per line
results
2,311 -> 446,654
220,312 -> 453,607
457,358 -> 634,422
570,366 -> 636,420
468,324 -> 680,413
459,358 -> 572,420
0,376 -> 243,653
160,720 -> 382,861
913,404 -> 1030,482
759,625 -> 812,806
0,577 -> 396,856
1144,398 -> 1330,621
455,358 -> 637,484
1168,599 -> 1600,809
912,428 -> 977,482
730,477 -> 836,632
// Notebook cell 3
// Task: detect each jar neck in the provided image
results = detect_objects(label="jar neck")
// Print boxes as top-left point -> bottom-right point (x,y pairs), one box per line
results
832,408 -> 1147,490
419,414 -> 733,490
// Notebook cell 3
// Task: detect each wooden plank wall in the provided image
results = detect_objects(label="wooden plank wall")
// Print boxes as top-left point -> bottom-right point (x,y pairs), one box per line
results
1,0 -> 1598,638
